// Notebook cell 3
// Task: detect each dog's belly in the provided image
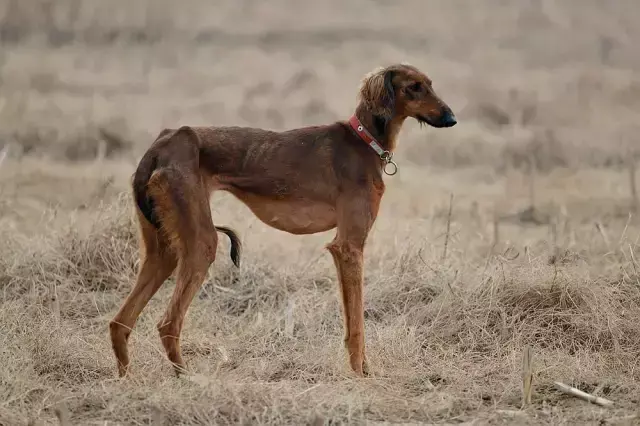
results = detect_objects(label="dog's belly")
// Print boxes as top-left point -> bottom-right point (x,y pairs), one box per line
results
234,194 -> 337,235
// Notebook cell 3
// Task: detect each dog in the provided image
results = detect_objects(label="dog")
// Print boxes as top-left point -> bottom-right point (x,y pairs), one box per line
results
109,63 -> 457,378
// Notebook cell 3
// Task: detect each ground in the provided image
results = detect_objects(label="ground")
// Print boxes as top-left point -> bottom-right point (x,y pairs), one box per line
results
1,1 -> 640,425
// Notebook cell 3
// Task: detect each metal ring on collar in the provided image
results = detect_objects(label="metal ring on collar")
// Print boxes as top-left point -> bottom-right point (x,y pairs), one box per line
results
383,159 -> 398,176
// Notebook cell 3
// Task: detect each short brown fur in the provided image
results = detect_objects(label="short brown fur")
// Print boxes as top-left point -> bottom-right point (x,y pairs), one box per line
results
109,63 -> 457,377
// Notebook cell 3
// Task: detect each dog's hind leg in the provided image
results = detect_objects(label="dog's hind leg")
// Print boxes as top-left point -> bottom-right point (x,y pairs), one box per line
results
148,167 -> 218,376
110,208 -> 177,377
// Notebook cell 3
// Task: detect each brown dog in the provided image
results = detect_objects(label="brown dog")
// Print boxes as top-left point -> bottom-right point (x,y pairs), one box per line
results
109,63 -> 456,377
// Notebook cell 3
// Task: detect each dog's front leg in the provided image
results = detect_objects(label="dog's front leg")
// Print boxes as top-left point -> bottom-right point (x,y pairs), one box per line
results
327,237 -> 368,376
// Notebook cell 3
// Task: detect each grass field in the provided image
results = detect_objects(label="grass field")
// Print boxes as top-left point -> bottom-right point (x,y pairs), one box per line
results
2,1 -> 640,424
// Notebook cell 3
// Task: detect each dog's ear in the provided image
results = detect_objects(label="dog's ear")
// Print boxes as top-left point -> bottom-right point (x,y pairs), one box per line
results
359,68 -> 396,118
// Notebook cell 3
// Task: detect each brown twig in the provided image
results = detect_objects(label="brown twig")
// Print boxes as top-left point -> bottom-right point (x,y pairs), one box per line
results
595,221 -> 611,250
442,193 -> 454,262
0,145 -> 8,169
492,213 -> 500,250
527,152 -> 536,210
521,346 -> 534,407
549,219 -> 559,286
629,158 -> 638,213
49,282 -> 60,325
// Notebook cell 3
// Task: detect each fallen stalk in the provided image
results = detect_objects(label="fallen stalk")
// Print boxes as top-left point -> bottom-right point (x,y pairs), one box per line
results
553,382 -> 614,407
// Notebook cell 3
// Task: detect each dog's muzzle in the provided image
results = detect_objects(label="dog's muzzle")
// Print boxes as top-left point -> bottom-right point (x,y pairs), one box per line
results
417,110 -> 457,128
439,110 -> 457,128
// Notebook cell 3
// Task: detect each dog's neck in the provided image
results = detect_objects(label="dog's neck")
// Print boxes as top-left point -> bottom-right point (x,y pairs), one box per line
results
354,104 -> 406,153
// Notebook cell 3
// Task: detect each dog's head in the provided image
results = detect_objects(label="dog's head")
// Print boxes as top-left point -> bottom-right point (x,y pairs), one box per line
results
358,63 -> 456,129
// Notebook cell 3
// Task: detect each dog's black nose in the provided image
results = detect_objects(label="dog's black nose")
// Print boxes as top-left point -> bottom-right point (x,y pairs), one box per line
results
441,111 -> 457,127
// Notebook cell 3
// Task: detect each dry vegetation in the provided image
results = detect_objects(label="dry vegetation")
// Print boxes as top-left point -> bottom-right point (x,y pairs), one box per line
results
1,1 -> 640,425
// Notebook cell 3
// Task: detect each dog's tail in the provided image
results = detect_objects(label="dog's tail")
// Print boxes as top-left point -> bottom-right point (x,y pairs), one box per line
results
214,226 -> 242,268
133,151 -> 160,228
132,131 -> 241,268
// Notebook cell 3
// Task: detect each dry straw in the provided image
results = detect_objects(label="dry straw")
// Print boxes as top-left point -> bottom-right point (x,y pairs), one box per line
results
521,346 -> 534,407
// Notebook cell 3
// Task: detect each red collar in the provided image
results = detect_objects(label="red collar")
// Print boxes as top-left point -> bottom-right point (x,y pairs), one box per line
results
348,115 -> 387,157
348,115 -> 397,175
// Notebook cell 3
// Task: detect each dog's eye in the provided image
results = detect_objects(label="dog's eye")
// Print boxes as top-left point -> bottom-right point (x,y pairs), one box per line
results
409,82 -> 422,92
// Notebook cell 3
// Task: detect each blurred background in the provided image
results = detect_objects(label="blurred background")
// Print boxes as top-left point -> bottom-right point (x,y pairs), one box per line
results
1,0 -> 639,170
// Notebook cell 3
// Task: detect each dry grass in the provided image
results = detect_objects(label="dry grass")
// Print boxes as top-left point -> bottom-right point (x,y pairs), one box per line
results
3,166 -> 640,425
2,1 -> 640,425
